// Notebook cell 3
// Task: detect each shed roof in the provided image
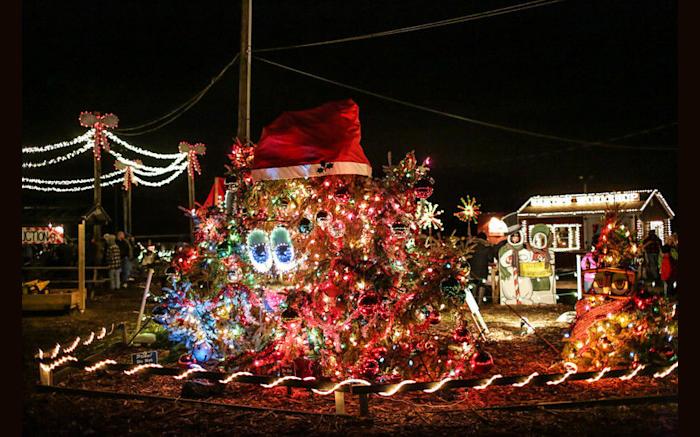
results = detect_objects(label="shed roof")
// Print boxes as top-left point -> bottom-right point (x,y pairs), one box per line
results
517,189 -> 675,218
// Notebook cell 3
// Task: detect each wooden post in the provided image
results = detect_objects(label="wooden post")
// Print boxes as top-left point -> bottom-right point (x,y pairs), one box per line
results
358,393 -> 369,417
135,269 -> 154,332
93,150 -> 102,251
188,169 -> 195,242
122,185 -> 132,235
39,365 -> 53,386
78,222 -> 86,312
490,264 -> 499,304
237,0 -> 252,143
334,391 -> 346,415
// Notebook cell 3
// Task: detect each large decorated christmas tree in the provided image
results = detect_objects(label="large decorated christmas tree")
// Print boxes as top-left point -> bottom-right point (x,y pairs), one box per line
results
154,100 -> 488,382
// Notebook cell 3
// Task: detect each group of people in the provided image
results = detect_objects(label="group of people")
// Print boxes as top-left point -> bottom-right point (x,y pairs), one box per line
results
642,230 -> 679,296
581,229 -> 679,297
92,231 -> 136,290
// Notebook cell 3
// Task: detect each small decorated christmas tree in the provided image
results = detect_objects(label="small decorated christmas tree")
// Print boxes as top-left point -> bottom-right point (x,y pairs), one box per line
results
563,210 -> 677,369
155,100 -> 488,382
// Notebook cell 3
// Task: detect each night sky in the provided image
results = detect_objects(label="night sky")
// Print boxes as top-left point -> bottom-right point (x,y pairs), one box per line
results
21,0 -> 678,237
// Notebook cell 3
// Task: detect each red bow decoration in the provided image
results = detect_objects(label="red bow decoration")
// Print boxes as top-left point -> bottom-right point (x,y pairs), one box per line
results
79,111 -> 119,161
179,141 -> 206,178
115,160 -> 141,191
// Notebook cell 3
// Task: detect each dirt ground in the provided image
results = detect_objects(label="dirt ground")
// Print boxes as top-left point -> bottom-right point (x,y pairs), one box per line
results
22,287 -> 678,436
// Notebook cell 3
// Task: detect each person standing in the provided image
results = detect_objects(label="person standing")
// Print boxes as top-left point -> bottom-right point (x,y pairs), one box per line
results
642,230 -> 662,282
580,248 -> 597,293
116,231 -> 132,288
660,242 -> 677,296
104,234 -> 122,290
469,232 -> 494,304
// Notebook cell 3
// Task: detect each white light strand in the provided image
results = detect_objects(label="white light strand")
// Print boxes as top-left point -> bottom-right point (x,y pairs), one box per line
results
107,148 -> 187,175
547,362 -> 578,385
312,378 -> 372,395
96,327 -> 108,340
653,362 -> 678,378
619,364 -> 646,380
49,344 -> 61,359
22,142 -> 93,168
105,131 -> 185,159
379,379 -> 417,396
423,377 -> 454,393
22,169 -> 124,186
22,175 -> 124,192
131,163 -> 189,187
512,372 -> 539,387
85,360 -> 117,372
219,371 -> 253,384
41,355 -> 77,372
586,367 -> 611,383
82,332 -> 95,346
63,337 -> 81,354
174,365 -> 206,380
260,375 -> 316,388
22,130 -> 94,154
473,374 -> 503,390
124,363 -> 163,375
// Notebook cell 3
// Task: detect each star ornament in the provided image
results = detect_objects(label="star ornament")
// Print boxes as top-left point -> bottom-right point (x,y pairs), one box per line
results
454,196 -> 481,224
416,200 -> 444,231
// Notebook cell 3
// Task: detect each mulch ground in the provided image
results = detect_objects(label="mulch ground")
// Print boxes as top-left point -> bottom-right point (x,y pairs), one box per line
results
22,287 -> 678,436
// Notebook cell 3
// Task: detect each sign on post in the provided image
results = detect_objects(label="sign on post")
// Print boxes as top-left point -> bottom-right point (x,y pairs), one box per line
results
131,351 -> 158,365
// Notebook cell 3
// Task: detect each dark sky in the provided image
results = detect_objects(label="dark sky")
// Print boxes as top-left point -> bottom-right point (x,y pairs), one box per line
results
21,0 -> 678,236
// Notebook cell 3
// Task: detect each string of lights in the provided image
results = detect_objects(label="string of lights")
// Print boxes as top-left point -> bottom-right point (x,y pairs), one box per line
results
131,163 -> 189,187
22,142 -> 93,169
21,130 -> 95,154
36,324 -> 115,361
40,354 -> 678,398
22,170 -> 125,186
105,131 -> 187,159
105,149 -> 188,175
22,174 -> 124,192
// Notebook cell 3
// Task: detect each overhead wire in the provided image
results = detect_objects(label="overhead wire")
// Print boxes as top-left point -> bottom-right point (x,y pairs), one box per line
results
255,0 -> 566,53
115,54 -> 240,136
254,56 -> 678,152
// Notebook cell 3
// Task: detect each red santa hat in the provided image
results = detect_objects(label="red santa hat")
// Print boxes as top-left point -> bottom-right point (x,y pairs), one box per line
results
251,99 -> 372,181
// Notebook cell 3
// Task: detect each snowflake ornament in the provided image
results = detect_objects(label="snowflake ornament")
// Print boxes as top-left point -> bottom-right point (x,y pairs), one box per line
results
454,196 -> 481,224
415,200 -> 444,231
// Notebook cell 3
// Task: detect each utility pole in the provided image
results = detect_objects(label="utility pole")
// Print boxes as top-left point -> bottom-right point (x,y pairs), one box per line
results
237,0 -> 252,144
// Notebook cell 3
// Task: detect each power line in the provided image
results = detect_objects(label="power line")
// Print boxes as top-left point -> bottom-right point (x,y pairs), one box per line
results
115,54 -> 240,136
254,56 -> 677,152
255,0 -> 566,53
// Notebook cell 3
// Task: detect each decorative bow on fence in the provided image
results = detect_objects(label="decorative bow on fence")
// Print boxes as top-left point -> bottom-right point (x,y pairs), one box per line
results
179,141 -> 206,178
79,112 -> 119,161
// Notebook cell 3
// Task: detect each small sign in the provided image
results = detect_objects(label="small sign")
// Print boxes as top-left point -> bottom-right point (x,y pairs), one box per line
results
22,226 -> 65,245
520,261 -> 550,278
131,351 -> 158,365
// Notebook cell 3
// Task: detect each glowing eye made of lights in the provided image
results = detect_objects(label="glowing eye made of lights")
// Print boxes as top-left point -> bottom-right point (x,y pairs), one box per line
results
270,226 -> 296,272
246,229 -> 273,273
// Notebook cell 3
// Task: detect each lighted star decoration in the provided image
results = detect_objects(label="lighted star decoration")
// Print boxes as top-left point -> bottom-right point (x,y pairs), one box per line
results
415,200 -> 444,231
454,196 -> 481,224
